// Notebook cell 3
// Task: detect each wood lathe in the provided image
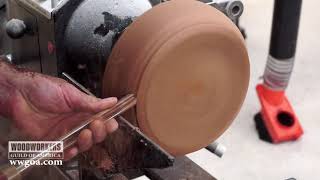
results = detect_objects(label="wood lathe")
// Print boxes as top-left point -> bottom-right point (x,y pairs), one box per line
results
0,0 -> 249,179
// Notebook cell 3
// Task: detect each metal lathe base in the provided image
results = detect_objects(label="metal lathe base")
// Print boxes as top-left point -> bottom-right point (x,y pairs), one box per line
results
19,156 -> 217,180
0,3 -> 218,180
144,156 -> 217,180
58,156 -> 217,180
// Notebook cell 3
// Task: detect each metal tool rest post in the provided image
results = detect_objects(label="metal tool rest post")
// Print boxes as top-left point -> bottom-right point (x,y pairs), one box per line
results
255,0 -> 303,143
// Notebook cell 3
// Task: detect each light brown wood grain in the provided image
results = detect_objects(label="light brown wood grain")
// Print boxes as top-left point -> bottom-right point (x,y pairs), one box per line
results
103,0 -> 250,156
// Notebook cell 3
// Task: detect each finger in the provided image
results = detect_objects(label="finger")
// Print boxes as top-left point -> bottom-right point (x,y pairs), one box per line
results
62,83 -> 117,112
88,97 -> 118,113
90,120 -> 107,143
77,129 -> 93,152
64,147 -> 79,161
73,94 -> 117,113
105,118 -> 119,134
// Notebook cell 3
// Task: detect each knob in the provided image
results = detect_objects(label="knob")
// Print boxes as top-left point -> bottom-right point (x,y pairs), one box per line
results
206,142 -> 227,158
6,19 -> 26,39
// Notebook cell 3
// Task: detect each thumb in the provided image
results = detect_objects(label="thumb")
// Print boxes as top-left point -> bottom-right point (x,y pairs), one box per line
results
87,97 -> 118,113
63,83 -> 118,113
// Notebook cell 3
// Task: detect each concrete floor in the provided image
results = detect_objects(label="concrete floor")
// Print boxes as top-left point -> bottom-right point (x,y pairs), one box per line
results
137,0 -> 320,179
188,0 -> 320,179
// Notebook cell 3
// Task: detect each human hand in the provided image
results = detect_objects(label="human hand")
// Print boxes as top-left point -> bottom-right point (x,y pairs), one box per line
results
0,61 -> 118,160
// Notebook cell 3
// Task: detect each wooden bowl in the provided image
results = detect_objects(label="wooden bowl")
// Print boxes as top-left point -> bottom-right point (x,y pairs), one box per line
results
103,0 -> 250,156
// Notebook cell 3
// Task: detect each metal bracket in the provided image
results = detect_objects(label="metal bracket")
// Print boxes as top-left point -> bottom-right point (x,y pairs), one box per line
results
16,0 -> 65,19
80,116 -> 174,176
206,0 -> 244,22
152,0 -> 244,22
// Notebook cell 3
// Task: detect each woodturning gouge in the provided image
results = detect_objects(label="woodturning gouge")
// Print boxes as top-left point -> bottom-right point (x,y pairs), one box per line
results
61,94 -> 137,150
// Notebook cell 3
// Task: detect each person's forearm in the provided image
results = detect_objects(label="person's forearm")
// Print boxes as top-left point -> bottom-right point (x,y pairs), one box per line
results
0,59 -> 20,118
